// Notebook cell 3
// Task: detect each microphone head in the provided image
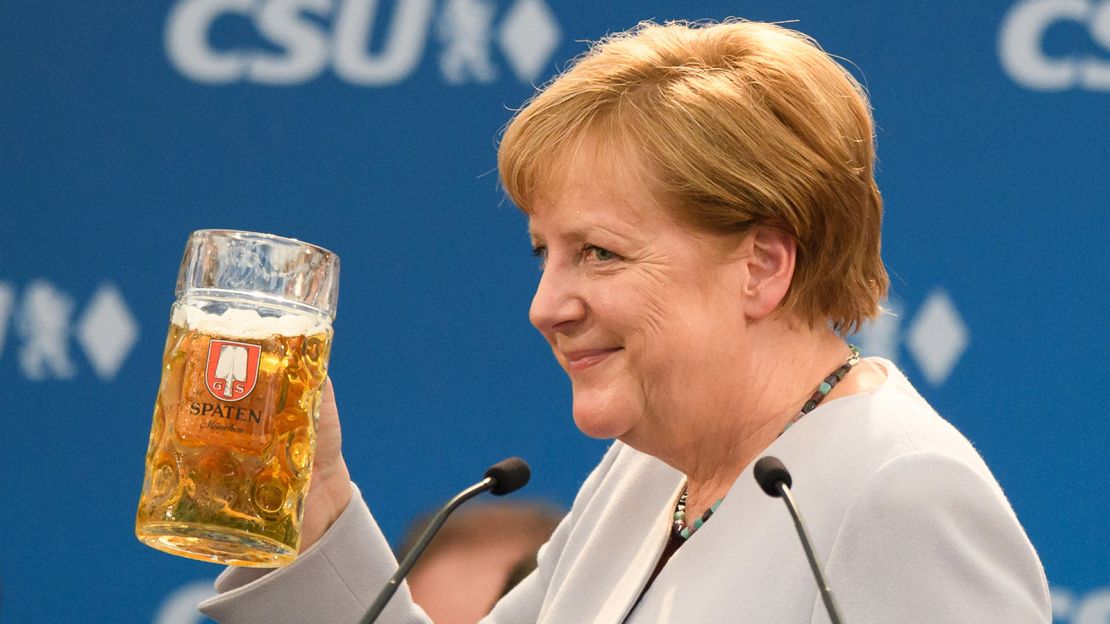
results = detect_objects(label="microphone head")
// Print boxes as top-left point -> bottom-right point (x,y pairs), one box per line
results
754,456 -> 792,498
484,457 -> 531,496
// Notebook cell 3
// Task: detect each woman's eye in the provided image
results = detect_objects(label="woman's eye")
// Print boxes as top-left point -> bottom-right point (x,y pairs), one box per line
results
585,245 -> 619,262
531,245 -> 548,269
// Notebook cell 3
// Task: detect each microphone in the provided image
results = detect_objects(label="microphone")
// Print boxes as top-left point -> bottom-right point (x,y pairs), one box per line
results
485,457 -> 531,495
359,457 -> 531,624
754,456 -> 844,624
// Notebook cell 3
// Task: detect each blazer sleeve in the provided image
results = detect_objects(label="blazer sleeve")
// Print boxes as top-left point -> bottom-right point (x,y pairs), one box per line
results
198,483 -> 431,624
814,451 -> 1051,624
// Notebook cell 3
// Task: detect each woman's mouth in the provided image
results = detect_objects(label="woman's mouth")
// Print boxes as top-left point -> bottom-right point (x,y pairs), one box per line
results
563,348 -> 622,372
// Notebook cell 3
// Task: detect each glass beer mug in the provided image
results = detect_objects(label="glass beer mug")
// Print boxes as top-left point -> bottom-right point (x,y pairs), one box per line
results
136,230 -> 339,566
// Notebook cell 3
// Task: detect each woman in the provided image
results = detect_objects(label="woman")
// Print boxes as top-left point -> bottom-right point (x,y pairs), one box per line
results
200,20 -> 1049,623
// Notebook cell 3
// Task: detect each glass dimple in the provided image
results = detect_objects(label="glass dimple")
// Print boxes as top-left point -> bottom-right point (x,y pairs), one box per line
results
252,477 -> 287,517
149,462 -> 178,504
286,433 -> 312,477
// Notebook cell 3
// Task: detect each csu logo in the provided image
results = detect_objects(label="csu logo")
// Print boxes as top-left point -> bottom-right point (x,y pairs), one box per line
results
999,0 -> 1110,90
205,339 -> 261,401
165,0 -> 561,85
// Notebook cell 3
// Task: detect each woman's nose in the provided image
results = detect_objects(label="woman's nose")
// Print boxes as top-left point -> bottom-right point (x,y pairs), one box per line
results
529,264 -> 586,334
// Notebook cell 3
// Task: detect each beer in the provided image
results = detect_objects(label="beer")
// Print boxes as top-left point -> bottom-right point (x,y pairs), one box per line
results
137,229 -> 339,566
136,303 -> 332,566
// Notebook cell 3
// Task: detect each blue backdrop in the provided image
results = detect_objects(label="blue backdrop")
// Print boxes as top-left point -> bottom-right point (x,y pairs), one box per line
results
2,1 -> 1108,622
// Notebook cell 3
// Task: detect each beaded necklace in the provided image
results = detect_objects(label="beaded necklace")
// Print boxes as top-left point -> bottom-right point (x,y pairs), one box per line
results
672,345 -> 861,540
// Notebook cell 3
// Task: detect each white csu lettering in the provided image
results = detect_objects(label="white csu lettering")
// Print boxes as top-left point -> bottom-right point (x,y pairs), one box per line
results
165,0 -> 435,85
999,0 -> 1110,90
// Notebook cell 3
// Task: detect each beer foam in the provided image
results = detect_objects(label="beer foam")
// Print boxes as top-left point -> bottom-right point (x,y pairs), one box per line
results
173,303 -> 329,338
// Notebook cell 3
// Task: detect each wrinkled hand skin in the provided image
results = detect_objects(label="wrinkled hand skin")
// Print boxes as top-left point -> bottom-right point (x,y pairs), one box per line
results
299,377 -> 353,553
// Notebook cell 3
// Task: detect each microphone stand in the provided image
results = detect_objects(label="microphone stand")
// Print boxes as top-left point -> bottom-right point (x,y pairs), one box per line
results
359,477 -> 496,624
774,479 -> 844,624
359,458 -> 529,624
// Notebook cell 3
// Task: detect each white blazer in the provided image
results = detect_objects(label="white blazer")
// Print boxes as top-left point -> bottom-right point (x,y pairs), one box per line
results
200,360 -> 1051,623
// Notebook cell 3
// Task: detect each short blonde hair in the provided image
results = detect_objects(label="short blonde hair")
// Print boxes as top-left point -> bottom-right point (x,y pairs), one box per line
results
498,20 -> 888,333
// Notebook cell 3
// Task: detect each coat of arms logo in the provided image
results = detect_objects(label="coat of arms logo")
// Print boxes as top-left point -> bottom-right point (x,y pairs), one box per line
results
205,339 -> 261,401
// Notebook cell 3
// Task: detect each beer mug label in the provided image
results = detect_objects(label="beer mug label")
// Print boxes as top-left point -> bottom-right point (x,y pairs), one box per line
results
204,340 -> 262,402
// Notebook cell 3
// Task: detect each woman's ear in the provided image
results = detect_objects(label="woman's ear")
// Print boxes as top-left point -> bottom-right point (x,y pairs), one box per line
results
741,226 -> 796,320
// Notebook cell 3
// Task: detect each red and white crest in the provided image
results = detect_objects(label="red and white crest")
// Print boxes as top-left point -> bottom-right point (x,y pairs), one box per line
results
205,339 -> 262,402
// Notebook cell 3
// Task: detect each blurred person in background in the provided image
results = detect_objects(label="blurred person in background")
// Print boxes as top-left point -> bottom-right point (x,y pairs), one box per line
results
398,503 -> 563,623
199,19 -> 1049,623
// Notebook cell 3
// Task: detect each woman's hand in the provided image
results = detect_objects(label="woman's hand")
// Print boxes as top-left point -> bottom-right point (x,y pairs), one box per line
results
298,377 -> 353,552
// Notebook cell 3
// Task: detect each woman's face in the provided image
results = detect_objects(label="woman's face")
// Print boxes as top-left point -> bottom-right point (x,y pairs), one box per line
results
527,153 -> 751,449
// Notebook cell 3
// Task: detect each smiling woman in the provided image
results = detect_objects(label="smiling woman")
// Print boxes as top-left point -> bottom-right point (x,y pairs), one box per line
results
523,147 -> 763,447
197,19 -> 1050,624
